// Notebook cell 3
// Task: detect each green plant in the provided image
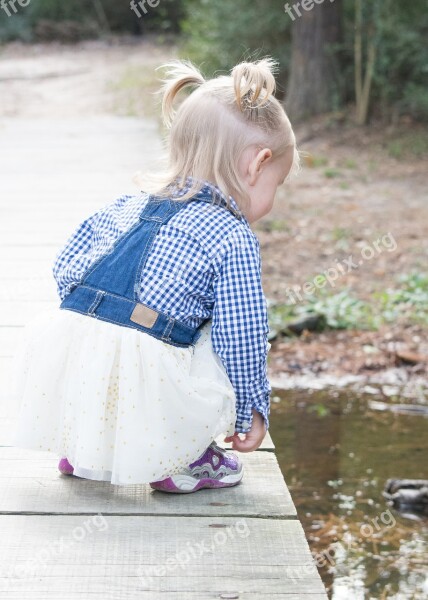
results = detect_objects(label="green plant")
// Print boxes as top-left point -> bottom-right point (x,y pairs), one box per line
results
387,131 -> 428,159
299,290 -> 377,330
267,301 -> 297,340
307,403 -> 331,418
268,272 -> 428,340
268,289 -> 378,338
331,227 -> 350,241
324,168 -> 342,179
344,159 -> 357,169
376,272 -> 428,326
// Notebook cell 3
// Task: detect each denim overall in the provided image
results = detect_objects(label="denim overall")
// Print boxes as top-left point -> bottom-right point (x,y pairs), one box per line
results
60,193 -> 218,348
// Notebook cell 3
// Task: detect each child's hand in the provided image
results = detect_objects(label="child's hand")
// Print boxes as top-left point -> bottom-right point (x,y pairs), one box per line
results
223,409 -> 266,452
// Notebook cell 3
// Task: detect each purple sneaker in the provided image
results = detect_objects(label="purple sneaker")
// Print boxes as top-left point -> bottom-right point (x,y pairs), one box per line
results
149,442 -> 243,493
58,457 -> 74,475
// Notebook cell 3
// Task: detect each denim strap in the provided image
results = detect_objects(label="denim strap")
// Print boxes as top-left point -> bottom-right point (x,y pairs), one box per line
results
60,194 -> 213,347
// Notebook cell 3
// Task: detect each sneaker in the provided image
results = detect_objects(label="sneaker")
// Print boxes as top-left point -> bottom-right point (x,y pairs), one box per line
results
58,457 -> 74,475
149,441 -> 243,494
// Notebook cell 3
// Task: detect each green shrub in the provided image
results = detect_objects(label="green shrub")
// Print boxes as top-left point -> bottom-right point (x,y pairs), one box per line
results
0,0 -> 184,42
376,272 -> 428,326
179,0 -> 291,95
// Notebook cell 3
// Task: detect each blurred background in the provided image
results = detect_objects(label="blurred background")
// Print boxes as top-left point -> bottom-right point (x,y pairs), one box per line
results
0,1 -> 427,598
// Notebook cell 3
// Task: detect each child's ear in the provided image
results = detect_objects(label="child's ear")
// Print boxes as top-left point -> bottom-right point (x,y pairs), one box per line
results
248,148 -> 273,185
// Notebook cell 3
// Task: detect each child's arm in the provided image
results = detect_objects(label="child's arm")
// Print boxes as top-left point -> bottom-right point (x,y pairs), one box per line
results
211,226 -> 272,450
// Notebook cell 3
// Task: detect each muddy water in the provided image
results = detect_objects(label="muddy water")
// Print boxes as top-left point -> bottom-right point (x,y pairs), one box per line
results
270,389 -> 428,599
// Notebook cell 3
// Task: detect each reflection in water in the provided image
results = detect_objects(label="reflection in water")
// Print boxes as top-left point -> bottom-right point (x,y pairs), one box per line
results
270,389 -> 428,599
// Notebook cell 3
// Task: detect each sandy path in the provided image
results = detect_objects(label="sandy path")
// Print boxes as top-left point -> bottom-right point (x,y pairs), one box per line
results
0,38 -> 175,117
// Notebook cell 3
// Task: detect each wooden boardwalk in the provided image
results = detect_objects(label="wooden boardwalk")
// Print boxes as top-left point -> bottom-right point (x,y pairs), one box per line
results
0,116 -> 328,598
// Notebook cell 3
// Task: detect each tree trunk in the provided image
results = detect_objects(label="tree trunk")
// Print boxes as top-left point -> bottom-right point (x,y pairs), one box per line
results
286,0 -> 342,121
354,0 -> 377,125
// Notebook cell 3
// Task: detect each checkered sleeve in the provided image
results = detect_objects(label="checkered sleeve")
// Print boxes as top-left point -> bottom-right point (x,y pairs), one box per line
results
52,195 -> 136,300
211,227 -> 272,434
52,215 -> 97,300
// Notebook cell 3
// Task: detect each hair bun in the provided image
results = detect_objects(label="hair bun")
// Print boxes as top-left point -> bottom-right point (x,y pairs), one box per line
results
232,57 -> 278,112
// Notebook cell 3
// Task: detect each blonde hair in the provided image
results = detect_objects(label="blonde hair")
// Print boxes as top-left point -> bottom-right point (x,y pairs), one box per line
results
136,57 -> 300,213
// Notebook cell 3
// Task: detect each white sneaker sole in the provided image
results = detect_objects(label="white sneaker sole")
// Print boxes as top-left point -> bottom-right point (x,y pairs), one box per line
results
170,464 -> 244,492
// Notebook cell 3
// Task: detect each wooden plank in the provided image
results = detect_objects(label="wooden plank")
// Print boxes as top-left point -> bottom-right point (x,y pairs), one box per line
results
0,286 -> 56,310
0,515 -> 326,599
0,357 -> 13,394
0,419 -> 17,445
0,328 -> 23,358
0,593 -> 328,600
0,302 -> 58,326
0,262 -> 52,281
0,232 -> 77,246
0,447 -> 295,518
0,246 -> 57,261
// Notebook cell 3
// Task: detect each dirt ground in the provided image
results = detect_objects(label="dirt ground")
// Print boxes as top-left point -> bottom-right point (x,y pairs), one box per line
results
1,38 -> 427,391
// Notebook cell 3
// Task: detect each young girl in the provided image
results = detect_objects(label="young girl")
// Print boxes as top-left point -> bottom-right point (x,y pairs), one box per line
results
12,56 -> 299,494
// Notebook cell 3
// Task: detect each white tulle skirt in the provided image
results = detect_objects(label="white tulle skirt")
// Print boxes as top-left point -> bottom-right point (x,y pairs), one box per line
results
11,308 -> 237,485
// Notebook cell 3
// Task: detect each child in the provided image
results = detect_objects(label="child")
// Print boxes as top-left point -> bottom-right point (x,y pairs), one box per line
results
12,56 -> 299,493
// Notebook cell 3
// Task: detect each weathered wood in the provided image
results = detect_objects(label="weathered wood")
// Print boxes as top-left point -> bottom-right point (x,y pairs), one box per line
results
0,280 -> 55,301
0,260 -> 52,282
0,357 -> 13,390
0,246 -> 58,261
0,302 -> 57,326
0,447 -> 293,518
0,515 -> 325,599
0,328 -> 23,358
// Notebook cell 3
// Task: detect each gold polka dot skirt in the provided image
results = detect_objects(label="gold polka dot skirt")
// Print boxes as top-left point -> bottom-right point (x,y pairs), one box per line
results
11,308 -> 237,485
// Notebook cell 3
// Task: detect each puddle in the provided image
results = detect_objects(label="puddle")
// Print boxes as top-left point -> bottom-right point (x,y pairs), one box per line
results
270,388 -> 428,599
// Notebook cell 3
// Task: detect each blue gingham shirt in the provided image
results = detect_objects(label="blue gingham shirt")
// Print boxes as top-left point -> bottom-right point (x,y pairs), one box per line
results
52,177 -> 272,434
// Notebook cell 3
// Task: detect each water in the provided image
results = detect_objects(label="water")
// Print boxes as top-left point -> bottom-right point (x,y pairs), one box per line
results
270,388 -> 428,599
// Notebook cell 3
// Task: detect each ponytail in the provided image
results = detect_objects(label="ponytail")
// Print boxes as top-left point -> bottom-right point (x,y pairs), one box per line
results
156,60 -> 206,128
